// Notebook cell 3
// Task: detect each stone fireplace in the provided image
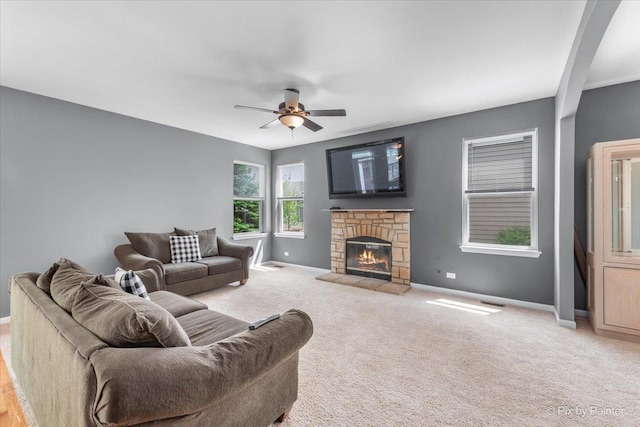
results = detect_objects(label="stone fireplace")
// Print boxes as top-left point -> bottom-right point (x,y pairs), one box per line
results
330,209 -> 412,285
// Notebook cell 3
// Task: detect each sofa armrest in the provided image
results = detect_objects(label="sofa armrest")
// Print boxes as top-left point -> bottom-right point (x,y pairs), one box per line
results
132,265 -> 164,293
114,244 -> 165,290
90,309 -> 313,426
115,244 -> 163,270
217,237 -> 254,280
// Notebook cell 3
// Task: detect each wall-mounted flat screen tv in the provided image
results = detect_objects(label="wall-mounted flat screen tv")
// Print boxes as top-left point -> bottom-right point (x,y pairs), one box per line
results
326,137 -> 406,199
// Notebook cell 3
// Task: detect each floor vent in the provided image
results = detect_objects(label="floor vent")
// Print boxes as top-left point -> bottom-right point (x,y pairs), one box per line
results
481,301 -> 505,307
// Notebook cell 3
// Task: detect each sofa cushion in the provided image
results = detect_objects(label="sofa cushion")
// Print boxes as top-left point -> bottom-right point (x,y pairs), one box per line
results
149,291 -> 208,318
72,279 -> 191,348
36,260 -> 61,294
196,256 -> 242,276
174,227 -> 219,257
125,232 -> 172,264
177,309 -> 248,346
50,258 -> 119,312
163,262 -> 208,285
169,235 -> 202,263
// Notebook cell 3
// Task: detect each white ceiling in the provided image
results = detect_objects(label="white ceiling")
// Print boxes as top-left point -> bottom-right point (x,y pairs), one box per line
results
1,1 -> 638,150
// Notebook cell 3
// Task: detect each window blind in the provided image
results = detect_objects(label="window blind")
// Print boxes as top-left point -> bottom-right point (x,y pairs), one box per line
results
466,135 -> 533,193
278,163 -> 304,198
467,193 -> 532,245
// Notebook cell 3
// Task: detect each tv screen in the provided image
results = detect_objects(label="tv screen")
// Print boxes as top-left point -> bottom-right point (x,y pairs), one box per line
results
326,137 -> 406,199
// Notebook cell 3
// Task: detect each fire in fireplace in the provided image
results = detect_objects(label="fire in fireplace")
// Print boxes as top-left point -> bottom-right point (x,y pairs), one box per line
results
346,237 -> 392,280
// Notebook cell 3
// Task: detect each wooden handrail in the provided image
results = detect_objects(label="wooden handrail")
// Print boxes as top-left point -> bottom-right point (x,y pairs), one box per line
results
574,224 -> 587,287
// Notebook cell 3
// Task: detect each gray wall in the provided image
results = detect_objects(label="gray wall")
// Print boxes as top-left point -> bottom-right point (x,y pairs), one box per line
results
0,86 -> 271,317
574,80 -> 640,310
272,98 -> 556,305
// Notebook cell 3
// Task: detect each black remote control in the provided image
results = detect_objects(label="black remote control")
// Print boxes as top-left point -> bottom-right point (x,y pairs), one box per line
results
249,314 -> 281,330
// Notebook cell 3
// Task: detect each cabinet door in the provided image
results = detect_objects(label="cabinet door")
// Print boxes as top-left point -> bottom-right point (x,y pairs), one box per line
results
604,144 -> 640,264
603,267 -> 640,331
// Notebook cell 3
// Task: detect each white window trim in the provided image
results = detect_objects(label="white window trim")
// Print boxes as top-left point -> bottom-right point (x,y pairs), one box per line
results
460,129 -> 541,257
274,232 -> 306,239
459,245 -> 542,258
233,232 -> 269,240
233,160 -> 266,236
275,162 -> 305,237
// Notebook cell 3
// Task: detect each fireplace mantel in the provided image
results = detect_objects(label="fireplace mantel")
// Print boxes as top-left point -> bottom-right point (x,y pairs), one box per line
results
323,208 -> 414,212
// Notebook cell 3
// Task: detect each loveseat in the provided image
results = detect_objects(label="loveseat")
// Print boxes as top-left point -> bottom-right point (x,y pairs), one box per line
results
115,228 -> 254,296
9,260 -> 313,426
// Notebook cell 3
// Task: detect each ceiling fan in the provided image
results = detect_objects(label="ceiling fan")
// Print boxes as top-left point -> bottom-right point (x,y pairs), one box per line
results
234,88 -> 346,132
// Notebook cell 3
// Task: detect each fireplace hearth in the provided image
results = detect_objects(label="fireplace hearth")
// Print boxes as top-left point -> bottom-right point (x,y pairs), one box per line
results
346,237 -> 392,280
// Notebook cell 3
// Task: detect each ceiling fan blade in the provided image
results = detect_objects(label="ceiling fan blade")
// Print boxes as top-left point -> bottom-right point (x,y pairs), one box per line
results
234,105 -> 279,114
302,117 -> 323,132
306,109 -> 347,117
260,119 -> 281,129
284,88 -> 300,111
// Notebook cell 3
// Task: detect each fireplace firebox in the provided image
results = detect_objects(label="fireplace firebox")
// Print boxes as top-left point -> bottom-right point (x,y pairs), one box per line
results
346,236 -> 392,280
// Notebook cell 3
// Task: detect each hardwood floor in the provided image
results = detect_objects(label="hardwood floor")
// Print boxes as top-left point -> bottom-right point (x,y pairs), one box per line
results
0,351 -> 28,427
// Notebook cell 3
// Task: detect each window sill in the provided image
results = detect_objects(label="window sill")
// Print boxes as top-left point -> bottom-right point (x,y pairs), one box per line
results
460,245 -> 542,258
232,232 -> 269,241
274,232 -> 305,239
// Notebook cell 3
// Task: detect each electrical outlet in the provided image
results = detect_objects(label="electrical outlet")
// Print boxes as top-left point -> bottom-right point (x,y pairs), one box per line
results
284,252 -> 289,257
446,272 -> 456,279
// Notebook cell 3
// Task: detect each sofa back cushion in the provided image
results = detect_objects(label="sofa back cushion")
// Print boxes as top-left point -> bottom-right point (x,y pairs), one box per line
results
50,258 -> 119,312
72,279 -> 191,348
36,260 -> 61,294
125,232 -> 172,264
174,227 -> 219,257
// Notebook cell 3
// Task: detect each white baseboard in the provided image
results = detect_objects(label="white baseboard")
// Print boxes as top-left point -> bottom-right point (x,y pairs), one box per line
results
0,316 -> 10,325
254,265 -> 588,326
253,261 -> 331,275
410,282 -> 555,312
575,309 -> 588,318
411,282 -> 584,326
554,308 -> 577,329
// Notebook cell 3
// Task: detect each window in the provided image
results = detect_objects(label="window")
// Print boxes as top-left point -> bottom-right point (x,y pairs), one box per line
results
276,163 -> 304,237
233,161 -> 265,235
461,129 -> 541,257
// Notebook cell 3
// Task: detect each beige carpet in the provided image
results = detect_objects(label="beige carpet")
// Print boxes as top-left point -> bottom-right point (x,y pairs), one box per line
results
1,263 -> 639,426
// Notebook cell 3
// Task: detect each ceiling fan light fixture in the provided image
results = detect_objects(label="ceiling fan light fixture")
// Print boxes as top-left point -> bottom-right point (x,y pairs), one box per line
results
279,114 -> 304,129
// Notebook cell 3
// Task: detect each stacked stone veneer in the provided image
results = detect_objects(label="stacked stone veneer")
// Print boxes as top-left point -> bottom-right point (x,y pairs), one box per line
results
330,210 -> 411,285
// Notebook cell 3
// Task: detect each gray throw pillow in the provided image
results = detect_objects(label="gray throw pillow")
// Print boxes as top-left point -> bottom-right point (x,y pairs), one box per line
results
71,279 -> 191,348
50,258 -> 117,312
174,227 -> 218,257
124,232 -> 173,264
36,260 -> 61,294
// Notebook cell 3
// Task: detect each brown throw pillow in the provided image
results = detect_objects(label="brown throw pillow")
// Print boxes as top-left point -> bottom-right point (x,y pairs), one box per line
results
174,227 -> 218,257
50,258 -> 106,312
72,280 -> 191,348
36,261 -> 61,294
125,232 -> 172,264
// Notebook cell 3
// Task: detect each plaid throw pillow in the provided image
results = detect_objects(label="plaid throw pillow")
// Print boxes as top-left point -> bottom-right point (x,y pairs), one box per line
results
170,235 -> 202,263
115,268 -> 150,300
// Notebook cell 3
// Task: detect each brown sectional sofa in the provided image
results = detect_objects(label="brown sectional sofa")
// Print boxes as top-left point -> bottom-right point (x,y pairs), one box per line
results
115,230 -> 254,296
9,267 -> 313,426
